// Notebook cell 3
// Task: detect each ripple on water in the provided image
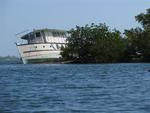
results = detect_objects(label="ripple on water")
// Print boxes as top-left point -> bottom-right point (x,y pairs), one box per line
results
0,63 -> 150,113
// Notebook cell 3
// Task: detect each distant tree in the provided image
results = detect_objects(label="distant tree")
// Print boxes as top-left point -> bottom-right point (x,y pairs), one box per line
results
134,8 -> 150,61
135,8 -> 150,30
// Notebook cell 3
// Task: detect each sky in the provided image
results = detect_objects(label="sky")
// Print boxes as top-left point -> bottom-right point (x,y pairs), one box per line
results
0,0 -> 150,56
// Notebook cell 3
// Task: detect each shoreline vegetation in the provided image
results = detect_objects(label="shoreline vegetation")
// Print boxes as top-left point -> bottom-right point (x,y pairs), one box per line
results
0,56 -> 21,64
61,8 -> 150,63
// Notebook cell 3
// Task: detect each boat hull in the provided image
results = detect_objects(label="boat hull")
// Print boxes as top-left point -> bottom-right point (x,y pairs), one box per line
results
16,43 -> 62,64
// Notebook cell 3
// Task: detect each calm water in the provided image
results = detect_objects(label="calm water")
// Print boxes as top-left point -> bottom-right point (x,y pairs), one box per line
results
0,63 -> 150,113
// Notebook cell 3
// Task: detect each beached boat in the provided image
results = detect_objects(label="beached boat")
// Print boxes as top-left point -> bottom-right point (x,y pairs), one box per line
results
16,29 -> 67,64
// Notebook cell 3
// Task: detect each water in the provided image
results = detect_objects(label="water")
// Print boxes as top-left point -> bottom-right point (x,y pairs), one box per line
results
0,63 -> 150,113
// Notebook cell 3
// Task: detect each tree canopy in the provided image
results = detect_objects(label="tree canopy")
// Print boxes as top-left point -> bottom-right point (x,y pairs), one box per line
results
61,8 -> 150,63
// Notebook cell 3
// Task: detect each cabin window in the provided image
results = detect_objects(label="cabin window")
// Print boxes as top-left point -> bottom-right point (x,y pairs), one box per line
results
52,32 -> 56,37
43,46 -> 45,48
23,35 -> 29,39
52,32 -> 60,37
30,33 -> 34,38
48,32 -> 52,36
36,32 -> 41,37
56,44 -> 59,49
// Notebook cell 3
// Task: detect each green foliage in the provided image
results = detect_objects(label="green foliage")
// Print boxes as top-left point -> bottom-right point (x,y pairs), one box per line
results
61,23 -> 127,63
61,8 -> 150,63
125,8 -> 150,61
0,56 -> 21,64
135,8 -> 150,30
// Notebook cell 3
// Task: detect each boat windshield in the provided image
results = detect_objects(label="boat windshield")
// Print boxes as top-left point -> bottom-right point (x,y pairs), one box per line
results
21,32 -> 44,44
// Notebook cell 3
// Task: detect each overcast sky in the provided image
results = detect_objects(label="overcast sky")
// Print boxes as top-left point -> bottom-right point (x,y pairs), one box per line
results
0,0 -> 150,56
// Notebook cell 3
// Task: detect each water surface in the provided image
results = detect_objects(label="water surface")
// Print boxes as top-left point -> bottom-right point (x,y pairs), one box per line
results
0,63 -> 150,113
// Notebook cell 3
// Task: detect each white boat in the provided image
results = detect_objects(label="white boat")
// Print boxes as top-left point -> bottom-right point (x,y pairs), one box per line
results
16,29 -> 67,64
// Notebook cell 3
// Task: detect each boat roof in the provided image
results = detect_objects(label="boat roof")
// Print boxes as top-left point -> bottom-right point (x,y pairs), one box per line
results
35,28 -> 67,33
20,28 -> 67,39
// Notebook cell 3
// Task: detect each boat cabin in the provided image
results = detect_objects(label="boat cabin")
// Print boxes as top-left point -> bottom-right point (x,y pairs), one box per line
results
20,29 -> 67,44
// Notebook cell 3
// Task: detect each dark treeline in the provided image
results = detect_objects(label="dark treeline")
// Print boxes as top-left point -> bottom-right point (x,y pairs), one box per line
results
0,56 -> 21,64
61,8 -> 150,63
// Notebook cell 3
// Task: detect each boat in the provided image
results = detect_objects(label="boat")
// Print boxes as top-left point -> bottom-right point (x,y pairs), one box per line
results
16,29 -> 67,64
